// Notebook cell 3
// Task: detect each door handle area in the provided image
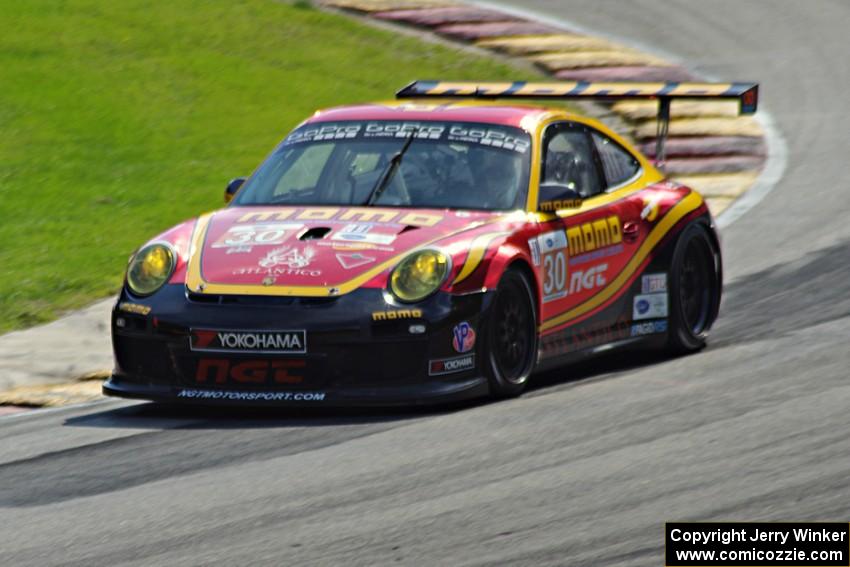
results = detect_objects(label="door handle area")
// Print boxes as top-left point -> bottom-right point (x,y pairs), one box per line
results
623,222 -> 640,242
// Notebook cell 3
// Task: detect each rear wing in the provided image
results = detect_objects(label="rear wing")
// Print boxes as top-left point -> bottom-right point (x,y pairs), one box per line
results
396,80 -> 759,165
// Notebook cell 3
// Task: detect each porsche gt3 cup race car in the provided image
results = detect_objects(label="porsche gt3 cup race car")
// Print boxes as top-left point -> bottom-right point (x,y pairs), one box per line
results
104,80 -> 758,406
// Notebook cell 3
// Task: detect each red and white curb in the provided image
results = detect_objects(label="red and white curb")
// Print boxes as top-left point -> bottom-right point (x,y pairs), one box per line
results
322,0 -> 773,218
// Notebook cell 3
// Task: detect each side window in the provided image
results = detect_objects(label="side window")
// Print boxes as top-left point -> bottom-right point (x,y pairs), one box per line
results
541,123 -> 603,198
591,132 -> 641,188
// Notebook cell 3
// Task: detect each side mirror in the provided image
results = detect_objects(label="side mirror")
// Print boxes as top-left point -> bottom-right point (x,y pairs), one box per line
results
225,178 -> 246,203
537,182 -> 583,212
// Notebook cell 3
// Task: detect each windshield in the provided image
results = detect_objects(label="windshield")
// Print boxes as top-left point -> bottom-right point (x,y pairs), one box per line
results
232,120 -> 532,211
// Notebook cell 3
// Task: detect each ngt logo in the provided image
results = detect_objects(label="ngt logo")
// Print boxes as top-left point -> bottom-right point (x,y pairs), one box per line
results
191,329 -> 307,354
195,359 -> 306,385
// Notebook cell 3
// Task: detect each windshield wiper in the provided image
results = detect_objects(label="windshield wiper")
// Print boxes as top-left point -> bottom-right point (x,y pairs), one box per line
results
363,128 -> 418,206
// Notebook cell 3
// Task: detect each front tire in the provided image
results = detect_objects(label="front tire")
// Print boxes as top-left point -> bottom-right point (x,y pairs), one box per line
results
484,268 -> 538,398
667,222 -> 721,353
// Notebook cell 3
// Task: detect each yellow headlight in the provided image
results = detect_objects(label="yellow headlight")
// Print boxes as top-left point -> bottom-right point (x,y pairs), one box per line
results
126,243 -> 176,296
390,249 -> 449,303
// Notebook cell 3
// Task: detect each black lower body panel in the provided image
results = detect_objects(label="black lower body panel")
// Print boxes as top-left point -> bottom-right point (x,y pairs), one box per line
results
107,285 -> 493,407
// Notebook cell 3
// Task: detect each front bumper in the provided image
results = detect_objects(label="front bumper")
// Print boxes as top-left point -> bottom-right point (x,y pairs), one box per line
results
106,284 -> 493,406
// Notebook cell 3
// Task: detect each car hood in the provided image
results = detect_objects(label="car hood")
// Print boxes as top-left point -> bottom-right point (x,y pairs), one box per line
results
185,206 -> 506,296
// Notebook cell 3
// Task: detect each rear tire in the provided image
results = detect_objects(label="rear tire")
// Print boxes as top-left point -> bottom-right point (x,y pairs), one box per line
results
667,223 -> 721,353
484,268 -> 538,398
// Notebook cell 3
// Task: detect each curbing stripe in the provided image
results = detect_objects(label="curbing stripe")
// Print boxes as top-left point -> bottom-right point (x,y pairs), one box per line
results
435,21 -> 562,39
321,0 -> 770,218
374,6 -> 521,25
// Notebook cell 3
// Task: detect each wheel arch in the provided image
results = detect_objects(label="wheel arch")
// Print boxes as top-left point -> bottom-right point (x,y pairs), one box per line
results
482,243 -> 541,321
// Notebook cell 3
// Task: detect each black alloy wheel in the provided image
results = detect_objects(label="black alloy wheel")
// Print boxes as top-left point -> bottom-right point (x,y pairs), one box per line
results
668,223 -> 721,353
485,269 -> 538,397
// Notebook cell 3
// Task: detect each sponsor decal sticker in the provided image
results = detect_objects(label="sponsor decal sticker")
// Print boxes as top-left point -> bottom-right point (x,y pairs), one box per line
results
118,302 -> 151,315
336,252 -> 376,269
364,122 -> 444,140
372,309 -> 423,321
539,198 -> 582,211
429,354 -> 476,376
236,208 -> 443,227
541,315 -> 632,357
641,273 -> 667,294
283,123 -> 362,144
225,246 -> 253,254
259,246 -> 315,269
234,266 -> 322,277
633,293 -> 668,320
283,120 -> 530,154
332,224 -> 396,245
536,229 -> 570,304
177,388 -> 325,402
537,230 -> 568,254
194,359 -> 307,385
447,125 -> 530,153
567,263 -> 607,295
527,237 -> 541,266
318,241 -> 395,253
640,195 -> 662,222
190,329 -> 307,354
630,319 -> 668,337
566,215 -> 622,257
568,243 -> 623,267
452,322 -> 476,353
211,223 -> 301,249
537,230 -> 567,303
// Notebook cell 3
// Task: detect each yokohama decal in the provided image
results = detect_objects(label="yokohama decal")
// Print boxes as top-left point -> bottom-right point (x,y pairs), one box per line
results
191,329 -> 307,354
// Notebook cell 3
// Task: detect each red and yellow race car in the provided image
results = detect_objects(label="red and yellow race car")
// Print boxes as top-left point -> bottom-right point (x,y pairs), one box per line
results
105,80 -> 758,405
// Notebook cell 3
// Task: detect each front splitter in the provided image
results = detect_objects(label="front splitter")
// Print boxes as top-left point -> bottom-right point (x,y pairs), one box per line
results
103,375 -> 490,408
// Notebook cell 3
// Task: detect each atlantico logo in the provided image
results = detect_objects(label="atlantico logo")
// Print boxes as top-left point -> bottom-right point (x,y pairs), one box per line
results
190,329 -> 307,354
567,215 -> 622,255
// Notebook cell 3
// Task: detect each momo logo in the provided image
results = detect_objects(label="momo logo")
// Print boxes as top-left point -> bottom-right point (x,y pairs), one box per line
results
567,215 -> 622,256
539,198 -> 582,212
191,329 -> 307,354
372,309 -> 423,321
237,208 -> 443,227
259,246 -> 315,269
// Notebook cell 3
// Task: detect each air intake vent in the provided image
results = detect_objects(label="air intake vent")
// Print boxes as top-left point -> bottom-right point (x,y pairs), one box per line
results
299,227 -> 331,240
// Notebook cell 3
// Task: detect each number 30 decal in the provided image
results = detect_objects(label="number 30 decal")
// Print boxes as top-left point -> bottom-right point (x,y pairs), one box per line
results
211,223 -> 301,249
542,251 -> 567,302
533,230 -> 569,303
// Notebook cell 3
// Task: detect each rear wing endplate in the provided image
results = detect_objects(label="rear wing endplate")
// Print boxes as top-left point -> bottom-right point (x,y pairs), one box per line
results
396,80 -> 759,166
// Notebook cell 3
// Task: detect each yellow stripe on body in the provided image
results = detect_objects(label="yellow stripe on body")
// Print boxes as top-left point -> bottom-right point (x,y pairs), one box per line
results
451,231 -> 512,285
539,191 -> 704,333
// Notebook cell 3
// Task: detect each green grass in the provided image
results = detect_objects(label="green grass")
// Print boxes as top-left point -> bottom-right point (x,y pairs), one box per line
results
0,0 -> 538,332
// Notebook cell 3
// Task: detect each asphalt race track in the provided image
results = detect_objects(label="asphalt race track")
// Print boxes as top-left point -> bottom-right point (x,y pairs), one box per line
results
3,2 -> 850,565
